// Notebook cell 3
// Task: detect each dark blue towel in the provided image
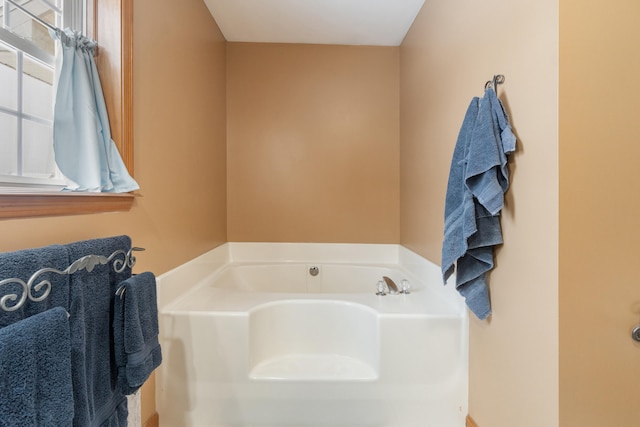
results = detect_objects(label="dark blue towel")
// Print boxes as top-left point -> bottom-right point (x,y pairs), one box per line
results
442,88 -> 516,320
0,244 -> 70,328
0,307 -> 74,427
66,236 -> 131,427
113,272 -> 162,395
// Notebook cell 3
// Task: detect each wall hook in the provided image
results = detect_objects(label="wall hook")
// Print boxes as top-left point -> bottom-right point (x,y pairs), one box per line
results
485,74 -> 505,93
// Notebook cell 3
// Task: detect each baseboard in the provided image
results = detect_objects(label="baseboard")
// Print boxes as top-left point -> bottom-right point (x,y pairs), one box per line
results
143,412 -> 159,427
467,415 -> 479,427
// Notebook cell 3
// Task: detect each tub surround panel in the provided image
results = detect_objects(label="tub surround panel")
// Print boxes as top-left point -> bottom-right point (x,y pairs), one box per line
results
156,243 -> 230,311
399,244 -> 466,315
158,243 -> 466,315
162,265 -> 460,316
227,242 -> 401,264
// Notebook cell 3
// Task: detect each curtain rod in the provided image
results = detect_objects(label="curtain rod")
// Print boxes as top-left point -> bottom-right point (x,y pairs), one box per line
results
5,0 -> 59,33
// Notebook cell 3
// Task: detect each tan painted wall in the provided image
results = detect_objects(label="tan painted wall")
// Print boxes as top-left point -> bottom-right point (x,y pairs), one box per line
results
227,43 -> 400,243
559,1 -> 640,425
16,0 -> 640,425
0,0 -> 227,423
400,1 -> 559,426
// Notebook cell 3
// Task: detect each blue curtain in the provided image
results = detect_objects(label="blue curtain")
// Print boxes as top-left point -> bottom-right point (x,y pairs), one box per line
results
51,29 -> 139,193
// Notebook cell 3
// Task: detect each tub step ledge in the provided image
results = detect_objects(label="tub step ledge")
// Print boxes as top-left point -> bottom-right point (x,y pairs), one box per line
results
249,354 -> 378,381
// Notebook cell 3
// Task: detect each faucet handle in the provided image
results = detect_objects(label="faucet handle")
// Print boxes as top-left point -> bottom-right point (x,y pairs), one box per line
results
401,279 -> 411,294
376,280 -> 387,296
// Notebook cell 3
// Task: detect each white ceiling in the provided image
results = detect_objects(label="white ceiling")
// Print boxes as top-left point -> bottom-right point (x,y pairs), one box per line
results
202,0 -> 426,46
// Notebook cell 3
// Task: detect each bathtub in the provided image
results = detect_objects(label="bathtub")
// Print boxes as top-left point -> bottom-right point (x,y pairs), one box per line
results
156,243 -> 468,427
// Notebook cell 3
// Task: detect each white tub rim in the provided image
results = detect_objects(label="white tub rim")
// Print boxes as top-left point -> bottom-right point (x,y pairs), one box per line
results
156,243 -> 467,317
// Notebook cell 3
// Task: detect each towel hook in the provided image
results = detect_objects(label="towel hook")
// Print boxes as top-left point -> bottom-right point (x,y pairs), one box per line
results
485,74 -> 505,93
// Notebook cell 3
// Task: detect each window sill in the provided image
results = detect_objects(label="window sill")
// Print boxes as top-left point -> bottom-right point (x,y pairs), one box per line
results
0,192 -> 135,219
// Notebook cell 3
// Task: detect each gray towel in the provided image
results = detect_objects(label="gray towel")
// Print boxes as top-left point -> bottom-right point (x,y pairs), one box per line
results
0,307 -> 74,427
114,272 -> 162,395
66,236 -> 131,427
442,89 -> 516,320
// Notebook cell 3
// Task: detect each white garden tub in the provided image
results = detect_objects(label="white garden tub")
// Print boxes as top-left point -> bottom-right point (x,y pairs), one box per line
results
156,243 -> 468,427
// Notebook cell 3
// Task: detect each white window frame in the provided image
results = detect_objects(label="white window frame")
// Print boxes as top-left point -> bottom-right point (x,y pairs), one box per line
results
0,0 -> 84,192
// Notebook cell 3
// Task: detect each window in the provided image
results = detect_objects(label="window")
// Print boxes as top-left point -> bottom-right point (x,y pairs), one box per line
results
0,0 -> 134,218
0,0 -> 83,192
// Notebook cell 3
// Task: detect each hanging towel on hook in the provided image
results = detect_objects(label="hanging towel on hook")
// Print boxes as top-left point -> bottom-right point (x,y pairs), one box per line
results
466,88 -> 516,215
442,97 -> 480,283
442,87 -> 516,320
113,272 -> 162,395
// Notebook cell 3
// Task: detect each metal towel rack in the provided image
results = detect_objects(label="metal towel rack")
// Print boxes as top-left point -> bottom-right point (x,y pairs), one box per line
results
0,247 -> 145,312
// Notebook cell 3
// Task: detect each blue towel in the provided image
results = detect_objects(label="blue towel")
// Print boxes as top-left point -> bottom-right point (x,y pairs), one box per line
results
0,307 -> 74,427
465,88 -> 516,215
0,244 -> 70,328
442,97 -> 481,282
113,272 -> 162,395
65,236 -> 131,427
442,89 -> 516,320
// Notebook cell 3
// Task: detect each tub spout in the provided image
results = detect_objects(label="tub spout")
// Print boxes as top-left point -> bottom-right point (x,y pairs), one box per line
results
382,276 -> 399,295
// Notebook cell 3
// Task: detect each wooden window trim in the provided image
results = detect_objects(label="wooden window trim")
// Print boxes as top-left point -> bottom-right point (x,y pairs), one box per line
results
0,0 -> 135,220
0,193 -> 135,219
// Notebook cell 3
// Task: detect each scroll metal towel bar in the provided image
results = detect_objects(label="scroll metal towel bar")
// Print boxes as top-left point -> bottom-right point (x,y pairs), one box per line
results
0,247 -> 145,312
